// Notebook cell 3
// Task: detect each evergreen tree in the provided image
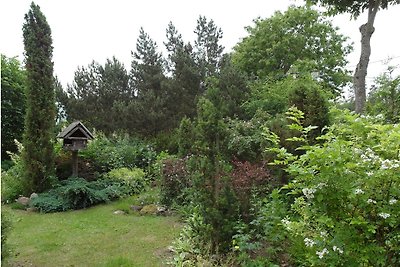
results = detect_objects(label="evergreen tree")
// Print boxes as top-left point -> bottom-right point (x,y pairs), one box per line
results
22,2 -> 56,193
194,16 -> 224,83
204,54 -> 249,118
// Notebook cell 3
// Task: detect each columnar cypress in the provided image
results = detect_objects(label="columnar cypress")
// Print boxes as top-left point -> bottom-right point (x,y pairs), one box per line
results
22,2 -> 56,193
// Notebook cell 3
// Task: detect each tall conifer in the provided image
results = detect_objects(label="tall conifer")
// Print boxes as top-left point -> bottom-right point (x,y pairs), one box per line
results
22,2 -> 56,193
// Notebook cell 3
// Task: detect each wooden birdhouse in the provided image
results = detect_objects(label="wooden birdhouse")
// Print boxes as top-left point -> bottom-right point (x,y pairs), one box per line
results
57,121 -> 94,177
57,121 -> 94,151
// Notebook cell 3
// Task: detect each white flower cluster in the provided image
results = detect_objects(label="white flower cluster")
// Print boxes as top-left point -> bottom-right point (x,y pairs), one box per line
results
304,238 -> 315,247
316,182 -> 327,189
378,213 -> 391,219
361,148 -> 380,163
333,246 -> 344,254
354,188 -> 364,195
281,217 -> 291,230
302,188 -> 316,199
316,248 -> 329,259
381,159 -> 400,170
389,199 -> 397,205
367,199 -> 377,204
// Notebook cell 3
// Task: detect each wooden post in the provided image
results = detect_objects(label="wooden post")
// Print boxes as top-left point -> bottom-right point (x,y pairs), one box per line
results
72,150 -> 78,177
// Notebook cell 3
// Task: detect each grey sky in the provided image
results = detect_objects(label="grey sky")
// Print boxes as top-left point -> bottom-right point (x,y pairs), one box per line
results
1,0 -> 399,90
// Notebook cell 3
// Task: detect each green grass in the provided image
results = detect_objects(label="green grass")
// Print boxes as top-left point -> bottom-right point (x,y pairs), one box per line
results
3,196 -> 181,267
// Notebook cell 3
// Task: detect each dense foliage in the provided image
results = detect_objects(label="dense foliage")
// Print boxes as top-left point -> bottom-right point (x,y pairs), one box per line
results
3,3 -> 399,266
1,55 -> 26,160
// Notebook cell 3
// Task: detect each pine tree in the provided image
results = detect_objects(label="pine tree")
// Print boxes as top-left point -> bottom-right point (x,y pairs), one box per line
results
164,22 -> 201,120
129,28 -> 169,135
64,57 -> 131,134
194,16 -> 224,82
22,2 -> 56,193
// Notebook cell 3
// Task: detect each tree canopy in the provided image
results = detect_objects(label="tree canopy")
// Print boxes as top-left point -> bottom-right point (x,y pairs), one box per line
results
232,5 -> 352,96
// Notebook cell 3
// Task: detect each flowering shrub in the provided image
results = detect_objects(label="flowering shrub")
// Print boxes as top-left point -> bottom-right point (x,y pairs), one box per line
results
267,108 -> 400,266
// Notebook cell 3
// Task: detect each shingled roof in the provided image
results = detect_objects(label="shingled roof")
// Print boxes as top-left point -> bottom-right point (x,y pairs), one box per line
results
57,121 -> 94,140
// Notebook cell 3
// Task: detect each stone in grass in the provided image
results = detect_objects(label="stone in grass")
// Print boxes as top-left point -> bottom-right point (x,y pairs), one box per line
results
113,210 -> 126,215
139,204 -> 158,215
30,193 -> 38,200
17,196 -> 30,206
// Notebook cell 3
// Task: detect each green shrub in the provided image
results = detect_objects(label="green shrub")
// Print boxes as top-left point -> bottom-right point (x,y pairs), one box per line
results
105,167 -> 148,195
31,178 -> 132,213
1,167 -> 25,203
1,141 -> 28,202
80,134 -> 157,173
226,111 -> 271,162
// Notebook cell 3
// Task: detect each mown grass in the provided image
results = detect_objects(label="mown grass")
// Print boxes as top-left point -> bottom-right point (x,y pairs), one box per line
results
2,196 -> 181,267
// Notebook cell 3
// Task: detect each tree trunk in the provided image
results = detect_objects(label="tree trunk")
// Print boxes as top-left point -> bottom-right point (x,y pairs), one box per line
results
354,0 -> 381,114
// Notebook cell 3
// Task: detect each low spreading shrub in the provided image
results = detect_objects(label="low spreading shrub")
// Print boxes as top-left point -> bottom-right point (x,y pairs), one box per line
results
30,178 -> 132,213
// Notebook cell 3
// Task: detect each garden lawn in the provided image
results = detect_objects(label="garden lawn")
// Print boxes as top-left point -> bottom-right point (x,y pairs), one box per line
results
3,197 -> 181,267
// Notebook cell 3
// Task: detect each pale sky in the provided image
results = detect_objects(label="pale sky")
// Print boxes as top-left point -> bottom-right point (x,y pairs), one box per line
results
1,0 -> 400,90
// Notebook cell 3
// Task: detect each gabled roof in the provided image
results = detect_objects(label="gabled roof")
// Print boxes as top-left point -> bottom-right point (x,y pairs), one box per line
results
57,121 -> 94,140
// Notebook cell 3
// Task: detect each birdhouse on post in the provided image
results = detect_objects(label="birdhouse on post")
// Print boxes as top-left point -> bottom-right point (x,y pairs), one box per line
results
57,121 -> 94,177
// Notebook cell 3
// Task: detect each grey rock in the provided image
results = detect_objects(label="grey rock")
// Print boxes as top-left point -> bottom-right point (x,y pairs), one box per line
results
30,193 -> 39,200
17,196 -> 30,206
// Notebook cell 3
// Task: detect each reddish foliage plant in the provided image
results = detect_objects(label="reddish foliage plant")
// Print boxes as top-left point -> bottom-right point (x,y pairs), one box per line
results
231,160 -> 273,218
